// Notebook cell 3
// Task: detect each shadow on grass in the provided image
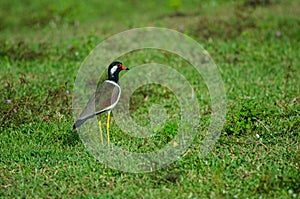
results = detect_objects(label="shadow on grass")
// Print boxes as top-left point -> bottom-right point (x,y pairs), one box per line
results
61,129 -> 81,146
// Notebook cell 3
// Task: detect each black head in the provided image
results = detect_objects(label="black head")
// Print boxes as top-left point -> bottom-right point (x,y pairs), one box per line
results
108,61 -> 129,83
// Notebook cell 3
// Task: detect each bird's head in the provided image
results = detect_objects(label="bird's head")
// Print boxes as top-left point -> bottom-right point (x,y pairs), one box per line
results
108,61 -> 129,82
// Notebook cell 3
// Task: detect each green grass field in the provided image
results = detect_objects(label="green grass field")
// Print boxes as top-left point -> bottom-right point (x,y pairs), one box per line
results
1,0 -> 299,198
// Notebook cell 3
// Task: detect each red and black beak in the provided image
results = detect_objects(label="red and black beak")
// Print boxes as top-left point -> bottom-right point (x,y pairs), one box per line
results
118,63 -> 129,70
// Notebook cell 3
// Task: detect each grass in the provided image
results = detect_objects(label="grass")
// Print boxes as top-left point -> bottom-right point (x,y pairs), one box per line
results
1,0 -> 299,198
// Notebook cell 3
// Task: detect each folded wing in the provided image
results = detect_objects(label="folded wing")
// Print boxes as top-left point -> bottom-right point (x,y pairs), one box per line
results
73,80 -> 121,130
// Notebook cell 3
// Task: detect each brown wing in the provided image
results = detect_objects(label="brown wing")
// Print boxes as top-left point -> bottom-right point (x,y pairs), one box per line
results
94,80 -> 121,114
77,80 -> 121,121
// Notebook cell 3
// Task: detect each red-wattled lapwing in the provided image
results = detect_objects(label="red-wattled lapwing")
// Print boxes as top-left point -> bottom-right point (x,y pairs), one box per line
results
73,61 -> 129,145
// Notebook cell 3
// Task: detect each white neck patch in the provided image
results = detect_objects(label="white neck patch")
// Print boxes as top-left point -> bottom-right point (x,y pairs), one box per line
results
110,65 -> 118,75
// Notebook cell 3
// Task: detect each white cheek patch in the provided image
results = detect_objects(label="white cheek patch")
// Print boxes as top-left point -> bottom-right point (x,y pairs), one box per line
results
110,66 -> 118,75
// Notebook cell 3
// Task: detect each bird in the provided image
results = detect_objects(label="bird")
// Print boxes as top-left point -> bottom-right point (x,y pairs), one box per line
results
73,61 -> 129,145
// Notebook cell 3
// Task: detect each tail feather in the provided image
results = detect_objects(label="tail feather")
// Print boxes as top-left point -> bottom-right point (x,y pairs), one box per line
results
73,119 -> 85,130
73,114 -> 96,130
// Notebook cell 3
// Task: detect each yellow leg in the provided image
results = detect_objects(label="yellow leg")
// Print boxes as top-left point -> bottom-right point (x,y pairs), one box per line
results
106,111 -> 111,146
98,120 -> 104,145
